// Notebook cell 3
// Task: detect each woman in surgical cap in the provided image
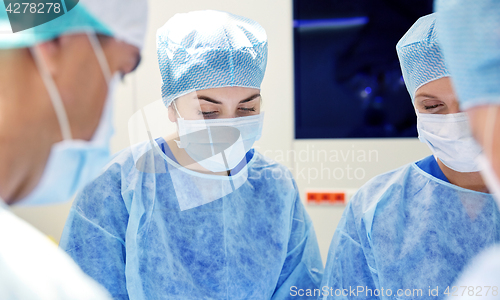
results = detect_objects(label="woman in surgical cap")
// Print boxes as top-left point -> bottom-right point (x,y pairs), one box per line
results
319,13 -> 500,300
59,10 -> 323,300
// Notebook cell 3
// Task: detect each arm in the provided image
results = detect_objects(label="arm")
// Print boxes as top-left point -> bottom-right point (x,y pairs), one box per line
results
320,201 -> 378,300
272,184 -> 324,300
59,163 -> 130,300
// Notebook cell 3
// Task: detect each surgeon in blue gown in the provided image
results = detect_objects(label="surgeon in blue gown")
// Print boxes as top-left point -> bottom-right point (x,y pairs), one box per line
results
320,13 -> 500,300
434,0 -> 500,200
434,2 -> 500,298
59,10 -> 323,300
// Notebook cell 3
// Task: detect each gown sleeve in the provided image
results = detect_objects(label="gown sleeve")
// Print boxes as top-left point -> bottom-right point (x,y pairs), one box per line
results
272,179 -> 324,300
320,200 -> 378,300
59,162 -> 130,300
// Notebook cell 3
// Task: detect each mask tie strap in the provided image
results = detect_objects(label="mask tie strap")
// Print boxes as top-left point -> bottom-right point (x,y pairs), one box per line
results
171,100 -> 183,148
30,47 -> 73,141
172,100 -> 183,119
87,32 -> 112,85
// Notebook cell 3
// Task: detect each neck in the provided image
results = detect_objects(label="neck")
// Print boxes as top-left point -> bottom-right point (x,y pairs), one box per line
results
0,49 -> 59,204
436,158 -> 489,193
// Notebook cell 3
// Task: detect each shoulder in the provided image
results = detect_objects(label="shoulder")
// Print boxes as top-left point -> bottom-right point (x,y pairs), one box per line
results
71,143 -> 154,218
245,152 -> 306,220
248,151 -> 297,190
103,141 -> 150,175
349,163 -> 420,216
249,151 -> 294,176
0,206 -> 111,300
85,141 -> 161,190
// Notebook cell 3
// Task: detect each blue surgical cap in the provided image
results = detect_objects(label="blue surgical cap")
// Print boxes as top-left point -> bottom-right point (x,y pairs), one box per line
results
435,0 -> 500,110
396,13 -> 450,101
157,10 -> 268,107
0,0 -> 148,49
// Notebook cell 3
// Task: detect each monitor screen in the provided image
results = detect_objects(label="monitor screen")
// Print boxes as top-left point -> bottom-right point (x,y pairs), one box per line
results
294,0 -> 433,139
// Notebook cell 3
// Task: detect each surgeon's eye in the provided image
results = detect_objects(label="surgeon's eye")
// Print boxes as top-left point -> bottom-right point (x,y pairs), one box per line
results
421,100 -> 445,113
423,103 -> 445,113
424,104 -> 441,110
238,107 -> 256,115
198,110 -> 219,119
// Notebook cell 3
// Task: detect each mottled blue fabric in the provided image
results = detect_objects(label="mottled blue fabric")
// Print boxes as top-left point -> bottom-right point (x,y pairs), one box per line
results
321,162 -> 500,300
156,10 -> 268,106
435,0 -> 500,110
59,140 -> 323,300
396,13 -> 450,101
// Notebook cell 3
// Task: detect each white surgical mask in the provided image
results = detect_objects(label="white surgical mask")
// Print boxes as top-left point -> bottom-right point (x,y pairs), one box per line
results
173,102 -> 264,173
416,111 -> 483,173
19,33 -> 117,206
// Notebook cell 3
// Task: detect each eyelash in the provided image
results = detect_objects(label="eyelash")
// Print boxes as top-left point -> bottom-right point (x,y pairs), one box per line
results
424,104 -> 443,110
198,107 -> 256,116
199,110 -> 217,116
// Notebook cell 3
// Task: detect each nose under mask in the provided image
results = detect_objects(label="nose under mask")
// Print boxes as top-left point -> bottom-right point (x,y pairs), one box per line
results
416,111 -> 483,173
172,101 -> 264,173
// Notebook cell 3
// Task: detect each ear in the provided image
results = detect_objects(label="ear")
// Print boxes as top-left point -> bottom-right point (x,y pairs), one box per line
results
32,38 -> 63,76
168,104 -> 177,123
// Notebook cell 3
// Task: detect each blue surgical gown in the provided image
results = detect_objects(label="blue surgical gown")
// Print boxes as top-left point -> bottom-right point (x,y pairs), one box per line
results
320,156 -> 500,300
59,139 -> 323,300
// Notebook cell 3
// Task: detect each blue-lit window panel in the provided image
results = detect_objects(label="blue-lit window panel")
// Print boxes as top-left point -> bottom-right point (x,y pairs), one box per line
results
293,17 -> 369,30
293,0 -> 433,139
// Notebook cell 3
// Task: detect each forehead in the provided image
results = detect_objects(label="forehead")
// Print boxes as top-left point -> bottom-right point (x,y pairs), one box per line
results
414,77 -> 455,99
196,87 -> 261,99
175,87 -> 261,106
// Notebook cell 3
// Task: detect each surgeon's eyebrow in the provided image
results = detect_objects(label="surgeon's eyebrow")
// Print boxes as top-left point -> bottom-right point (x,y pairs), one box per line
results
197,94 -> 261,104
239,94 -> 261,104
415,93 -> 437,99
197,96 -> 222,104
